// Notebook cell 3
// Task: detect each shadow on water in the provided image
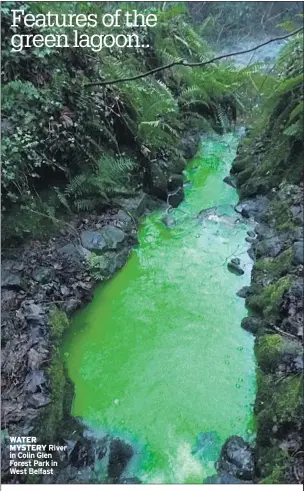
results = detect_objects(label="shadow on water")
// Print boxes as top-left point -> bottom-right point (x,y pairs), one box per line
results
62,132 -> 256,484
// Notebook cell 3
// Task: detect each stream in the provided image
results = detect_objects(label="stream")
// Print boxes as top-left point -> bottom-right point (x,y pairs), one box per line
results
62,132 -> 256,483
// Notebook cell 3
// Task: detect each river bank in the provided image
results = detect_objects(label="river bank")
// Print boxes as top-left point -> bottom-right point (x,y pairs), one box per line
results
228,132 -> 303,484
1,131 -> 201,484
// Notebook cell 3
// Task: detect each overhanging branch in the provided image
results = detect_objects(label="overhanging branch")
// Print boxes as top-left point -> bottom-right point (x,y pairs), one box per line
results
84,27 -> 303,88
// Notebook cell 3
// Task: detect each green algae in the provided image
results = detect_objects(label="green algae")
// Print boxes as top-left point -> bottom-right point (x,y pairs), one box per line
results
62,133 -> 256,483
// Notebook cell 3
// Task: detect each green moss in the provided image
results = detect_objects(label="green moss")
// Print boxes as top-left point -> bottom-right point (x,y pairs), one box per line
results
258,447 -> 289,483
255,334 -> 284,369
256,372 -> 302,443
35,309 -> 72,442
247,276 -> 292,319
255,333 -> 302,372
262,276 -> 292,318
255,249 -> 293,282
37,348 -> 66,441
49,308 -> 69,345
265,200 -> 295,232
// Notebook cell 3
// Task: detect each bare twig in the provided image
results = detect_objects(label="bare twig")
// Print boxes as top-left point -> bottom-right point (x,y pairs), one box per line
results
84,28 -> 303,87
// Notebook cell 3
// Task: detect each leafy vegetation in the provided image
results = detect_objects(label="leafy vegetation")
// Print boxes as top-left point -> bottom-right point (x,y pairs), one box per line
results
1,1 -> 267,244
234,31 -> 304,199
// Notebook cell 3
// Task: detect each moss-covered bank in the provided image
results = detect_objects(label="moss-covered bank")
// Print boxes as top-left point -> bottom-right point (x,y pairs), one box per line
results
231,34 -> 303,483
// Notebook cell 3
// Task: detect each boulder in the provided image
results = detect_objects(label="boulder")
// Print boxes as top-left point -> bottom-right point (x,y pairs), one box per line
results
80,227 -> 125,253
236,286 -> 251,298
162,214 -> 176,228
116,193 -> 147,218
256,236 -> 284,258
80,231 -> 107,252
181,132 -> 200,159
168,174 -> 184,191
168,188 -> 184,208
228,259 -> 244,276
223,175 -> 236,188
241,317 -> 261,335
234,197 -> 269,219
216,436 -> 254,481
116,210 -> 134,232
59,243 -> 91,262
292,241 -> 303,265
101,225 -> 126,250
108,438 -> 134,483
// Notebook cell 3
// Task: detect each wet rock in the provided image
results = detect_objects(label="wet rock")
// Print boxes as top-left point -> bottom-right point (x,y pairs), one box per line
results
116,210 -> 134,232
32,267 -> 51,283
205,473 -> 251,484
168,174 -> 184,191
80,232 -> 107,252
228,259 -> 244,275
245,236 -> 255,244
181,132 -> 200,159
223,175 -> 236,188
216,436 -> 254,481
93,249 -> 129,278
59,243 -> 91,262
247,230 -> 256,238
254,223 -> 273,239
241,316 -> 261,335
108,438 -> 134,483
116,193 -> 147,218
231,258 -> 240,265
237,286 -> 251,298
162,214 -> 176,228
234,197 -> 269,219
168,188 -> 184,208
247,247 -> 255,261
101,225 -> 126,250
292,241 -> 303,265
256,236 -> 285,258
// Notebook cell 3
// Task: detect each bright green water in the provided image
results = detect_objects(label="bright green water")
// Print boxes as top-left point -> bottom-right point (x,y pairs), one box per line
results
63,133 -> 256,484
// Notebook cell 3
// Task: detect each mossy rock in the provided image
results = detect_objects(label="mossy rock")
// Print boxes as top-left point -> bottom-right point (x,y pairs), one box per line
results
247,275 -> 292,319
255,334 -> 302,372
262,276 -> 293,318
255,334 -> 284,370
265,200 -> 296,232
49,308 -> 69,345
255,372 -> 303,444
254,249 -> 293,283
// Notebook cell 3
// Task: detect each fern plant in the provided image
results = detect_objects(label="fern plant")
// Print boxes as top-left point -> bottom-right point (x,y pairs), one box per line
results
65,155 -> 136,211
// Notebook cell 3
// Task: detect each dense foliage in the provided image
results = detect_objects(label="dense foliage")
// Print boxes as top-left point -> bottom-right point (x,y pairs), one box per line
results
232,32 -> 304,198
1,1 -> 264,243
